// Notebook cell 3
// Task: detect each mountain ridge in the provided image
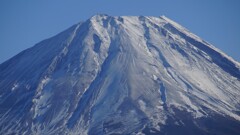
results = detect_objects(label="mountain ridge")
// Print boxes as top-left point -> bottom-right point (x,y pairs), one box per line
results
0,15 -> 239,135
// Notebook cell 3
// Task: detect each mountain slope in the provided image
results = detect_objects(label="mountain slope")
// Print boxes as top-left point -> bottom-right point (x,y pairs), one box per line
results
0,14 -> 240,135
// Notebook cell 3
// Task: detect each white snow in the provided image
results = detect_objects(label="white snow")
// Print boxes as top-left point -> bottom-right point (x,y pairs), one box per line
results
11,83 -> 19,91
0,14 -> 239,134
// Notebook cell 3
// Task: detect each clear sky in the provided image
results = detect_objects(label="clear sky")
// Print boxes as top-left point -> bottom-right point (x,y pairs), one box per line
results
0,0 -> 240,64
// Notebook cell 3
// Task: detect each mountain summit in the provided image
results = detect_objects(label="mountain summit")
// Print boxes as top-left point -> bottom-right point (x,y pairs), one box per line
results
0,15 -> 240,135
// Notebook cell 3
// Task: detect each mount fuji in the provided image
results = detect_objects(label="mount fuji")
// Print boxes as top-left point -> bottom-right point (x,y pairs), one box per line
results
0,14 -> 240,135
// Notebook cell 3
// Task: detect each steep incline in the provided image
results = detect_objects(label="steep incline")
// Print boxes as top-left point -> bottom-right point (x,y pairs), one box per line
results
0,15 -> 240,135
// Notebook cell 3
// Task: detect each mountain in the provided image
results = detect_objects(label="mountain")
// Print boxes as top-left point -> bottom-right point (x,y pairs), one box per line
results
0,14 -> 240,135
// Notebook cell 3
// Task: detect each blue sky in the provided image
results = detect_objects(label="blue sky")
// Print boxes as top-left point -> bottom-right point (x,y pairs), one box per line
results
0,0 -> 240,63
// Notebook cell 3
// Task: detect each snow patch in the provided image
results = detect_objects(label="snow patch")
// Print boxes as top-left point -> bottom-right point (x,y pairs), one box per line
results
11,83 -> 19,91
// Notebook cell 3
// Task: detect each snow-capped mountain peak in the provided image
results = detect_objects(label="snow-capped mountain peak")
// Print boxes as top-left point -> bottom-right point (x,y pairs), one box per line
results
0,15 -> 240,135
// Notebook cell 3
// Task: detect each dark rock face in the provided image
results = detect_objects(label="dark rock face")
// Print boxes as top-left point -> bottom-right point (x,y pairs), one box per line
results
143,107 -> 240,135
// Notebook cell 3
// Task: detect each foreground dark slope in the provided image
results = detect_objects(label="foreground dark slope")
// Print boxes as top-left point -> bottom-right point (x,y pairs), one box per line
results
0,15 -> 240,135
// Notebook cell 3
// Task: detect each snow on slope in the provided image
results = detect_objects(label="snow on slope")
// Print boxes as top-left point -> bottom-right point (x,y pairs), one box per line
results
161,15 -> 240,68
0,14 -> 240,135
